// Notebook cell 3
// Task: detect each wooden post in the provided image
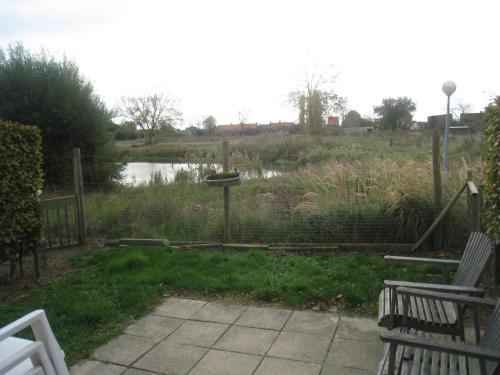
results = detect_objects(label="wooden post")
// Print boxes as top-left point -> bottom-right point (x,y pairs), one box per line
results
411,181 -> 467,253
73,148 -> 87,245
467,171 -> 480,232
223,140 -> 230,242
432,129 -> 443,249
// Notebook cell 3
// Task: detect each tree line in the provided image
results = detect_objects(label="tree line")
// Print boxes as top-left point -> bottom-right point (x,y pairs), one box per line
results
1,42 -> 468,189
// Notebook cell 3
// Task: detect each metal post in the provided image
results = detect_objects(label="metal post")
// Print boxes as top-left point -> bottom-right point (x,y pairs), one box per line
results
432,129 -> 442,249
443,95 -> 451,175
223,141 -> 230,243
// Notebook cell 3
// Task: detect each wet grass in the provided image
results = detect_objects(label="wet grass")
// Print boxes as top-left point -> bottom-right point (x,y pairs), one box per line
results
0,246 -> 442,365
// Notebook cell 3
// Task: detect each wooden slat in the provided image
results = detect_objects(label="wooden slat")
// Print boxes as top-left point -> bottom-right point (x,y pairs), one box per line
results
440,352 -> 449,375
421,298 -> 434,324
55,200 -> 63,246
416,297 -> 426,322
435,300 -> 447,324
428,300 -> 440,326
457,355 -> 468,375
421,348 -> 431,375
430,351 -> 440,375
449,354 -> 458,375
411,347 -> 423,375
64,203 -> 70,245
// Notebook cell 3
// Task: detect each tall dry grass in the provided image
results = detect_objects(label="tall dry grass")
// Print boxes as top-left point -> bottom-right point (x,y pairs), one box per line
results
85,156 -> 482,248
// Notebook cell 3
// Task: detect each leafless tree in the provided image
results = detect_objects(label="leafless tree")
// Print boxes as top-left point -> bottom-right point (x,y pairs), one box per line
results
118,93 -> 181,145
288,66 -> 346,134
452,100 -> 474,120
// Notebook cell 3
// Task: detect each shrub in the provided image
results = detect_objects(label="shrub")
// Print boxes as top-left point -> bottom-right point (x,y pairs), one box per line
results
483,97 -> 500,240
0,43 -> 120,188
0,121 -> 44,278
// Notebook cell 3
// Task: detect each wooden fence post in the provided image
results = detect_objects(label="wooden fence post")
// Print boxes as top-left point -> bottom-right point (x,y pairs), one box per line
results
467,170 -> 480,232
73,148 -> 87,245
432,129 -> 442,248
223,140 -> 231,243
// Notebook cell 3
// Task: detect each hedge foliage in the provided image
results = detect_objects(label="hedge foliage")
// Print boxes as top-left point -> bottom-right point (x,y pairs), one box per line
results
483,97 -> 500,240
0,121 -> 44,277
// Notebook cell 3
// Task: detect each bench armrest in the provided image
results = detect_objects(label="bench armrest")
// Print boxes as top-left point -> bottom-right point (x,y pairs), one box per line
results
384,256 -> 461,267
380,331 -> 500,361
384,280 -> 484,295
396,287 -> 497,307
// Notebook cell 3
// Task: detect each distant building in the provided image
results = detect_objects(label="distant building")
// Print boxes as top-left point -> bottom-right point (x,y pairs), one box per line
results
342,126 -> 374,134
325,116 -> 340,134
427,114 -> 452,129
460,112 -> 484,131
214,123 -> 258,135
326,116 -> 340,126
267,121 -> 297,132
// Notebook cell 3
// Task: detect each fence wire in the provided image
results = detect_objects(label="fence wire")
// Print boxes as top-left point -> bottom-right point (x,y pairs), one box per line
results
40,154 -> 473,250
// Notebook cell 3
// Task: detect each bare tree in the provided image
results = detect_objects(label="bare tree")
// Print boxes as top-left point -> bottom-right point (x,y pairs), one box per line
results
237,108 -> 250,124
452,100 -> 474,120
288,67 -> 346,134
118,93 -> 181,145
203,115 -> 217,135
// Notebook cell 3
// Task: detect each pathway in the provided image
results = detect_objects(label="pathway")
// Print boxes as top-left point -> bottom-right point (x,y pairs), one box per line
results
71,298 -> 385,375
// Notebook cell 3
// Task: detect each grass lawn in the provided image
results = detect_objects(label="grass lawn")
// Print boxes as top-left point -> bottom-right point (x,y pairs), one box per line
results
0,246 -> 442,365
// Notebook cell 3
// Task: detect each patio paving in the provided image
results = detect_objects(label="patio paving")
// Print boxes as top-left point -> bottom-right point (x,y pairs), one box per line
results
71,298 -> 385,375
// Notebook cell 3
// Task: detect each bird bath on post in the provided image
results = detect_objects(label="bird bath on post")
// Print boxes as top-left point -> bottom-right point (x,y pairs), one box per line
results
204,140 -> 241,242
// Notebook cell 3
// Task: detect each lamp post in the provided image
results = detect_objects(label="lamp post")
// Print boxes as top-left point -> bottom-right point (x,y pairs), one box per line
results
441,81 -> 456,175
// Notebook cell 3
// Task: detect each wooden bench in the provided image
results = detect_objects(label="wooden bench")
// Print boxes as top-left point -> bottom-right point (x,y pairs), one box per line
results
377,288 -> 499,375
379,232 -> 494,335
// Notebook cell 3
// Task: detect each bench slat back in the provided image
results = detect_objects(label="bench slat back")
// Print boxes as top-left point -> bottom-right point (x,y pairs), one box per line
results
453,232 -> 493,287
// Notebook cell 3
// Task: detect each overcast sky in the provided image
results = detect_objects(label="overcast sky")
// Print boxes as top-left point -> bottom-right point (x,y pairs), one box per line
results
1,0 -> 499,126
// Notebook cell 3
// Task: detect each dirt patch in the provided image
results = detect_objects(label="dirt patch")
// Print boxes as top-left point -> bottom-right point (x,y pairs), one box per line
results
0,245 -> 104,302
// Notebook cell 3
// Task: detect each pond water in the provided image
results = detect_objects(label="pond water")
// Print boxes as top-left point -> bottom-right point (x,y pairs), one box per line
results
122,162 -> 280,186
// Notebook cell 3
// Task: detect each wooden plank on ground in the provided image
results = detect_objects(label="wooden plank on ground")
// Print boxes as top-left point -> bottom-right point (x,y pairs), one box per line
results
181,243 -> 223,249
119,238 -> 170,247
222,243 -> 269,250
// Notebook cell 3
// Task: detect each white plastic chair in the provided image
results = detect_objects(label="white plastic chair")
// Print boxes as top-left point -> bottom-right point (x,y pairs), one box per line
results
0,310 -> 69,375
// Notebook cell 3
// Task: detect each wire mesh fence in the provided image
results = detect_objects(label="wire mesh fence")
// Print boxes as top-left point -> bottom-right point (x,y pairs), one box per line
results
83,174 -> 471,249
40,150 -> 476,251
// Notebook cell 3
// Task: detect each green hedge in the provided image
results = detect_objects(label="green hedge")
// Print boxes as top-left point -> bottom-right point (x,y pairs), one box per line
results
0,121 -> 44,278
483,97 -> 500,240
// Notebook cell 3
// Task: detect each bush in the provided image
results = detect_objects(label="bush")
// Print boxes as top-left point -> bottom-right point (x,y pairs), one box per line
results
0,43 -> 120,188
0,121 -> 43,278
483,97 -> 500,240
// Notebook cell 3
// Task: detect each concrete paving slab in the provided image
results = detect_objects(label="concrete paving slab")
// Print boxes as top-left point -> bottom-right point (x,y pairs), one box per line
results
122,368 -> 157,375
325,338 -> 384,370
336,317 -> 380,342
321,364 -> 371,375
235,306 -> 291,330
283,311 -> 338,338
166,320 -> 228,347
70,360 -> 126,375
254,357 -> 321,375
214,325 -> 278,355
133,341 -> 207,375
125,315 -> 184,340
188,349 -> 261,375
267,331 -> 331,364
92,334 -> 156,366
153,298 -> 207,319
190,302 -> 246,324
